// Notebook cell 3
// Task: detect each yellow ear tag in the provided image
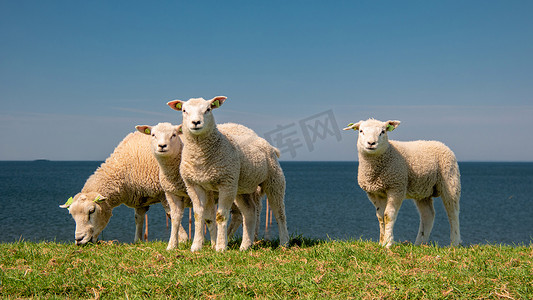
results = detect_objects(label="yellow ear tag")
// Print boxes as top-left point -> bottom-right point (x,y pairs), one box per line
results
212,100 -> 220,108
93,195 -> 103,203
387,124 -> 395,132
176,102 -> 182,110
144,128 -> 151,134
346,123 -> 357,131
63,197 -> 74,207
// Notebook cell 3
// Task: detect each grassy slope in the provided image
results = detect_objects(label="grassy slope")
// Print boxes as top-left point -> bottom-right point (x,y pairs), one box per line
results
1,238 -> 532,299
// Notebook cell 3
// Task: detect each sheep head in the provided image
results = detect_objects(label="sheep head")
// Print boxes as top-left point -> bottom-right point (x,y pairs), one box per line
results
60,192 -> 111,245
167,96 -> 226,136
343,119 -> 400,156
136,123 -> 183,158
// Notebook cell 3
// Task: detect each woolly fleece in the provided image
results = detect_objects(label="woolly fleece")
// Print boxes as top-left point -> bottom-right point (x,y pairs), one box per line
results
168,96 -> 288,252
344,118 -> 461,248
63,131 -> 186,245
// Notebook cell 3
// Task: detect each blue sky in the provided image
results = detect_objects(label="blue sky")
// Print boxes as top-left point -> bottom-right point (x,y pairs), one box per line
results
1,1 -> 532,161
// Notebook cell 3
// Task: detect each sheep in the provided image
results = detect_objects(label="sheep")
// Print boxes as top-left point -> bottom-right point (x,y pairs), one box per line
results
134,122 -> 259,250
343,118 -> 461,248
167,96 -> 289,252
59,131 -> 188,245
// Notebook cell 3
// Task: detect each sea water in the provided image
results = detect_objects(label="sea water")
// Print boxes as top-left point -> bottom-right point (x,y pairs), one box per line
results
0,161 -> 532,245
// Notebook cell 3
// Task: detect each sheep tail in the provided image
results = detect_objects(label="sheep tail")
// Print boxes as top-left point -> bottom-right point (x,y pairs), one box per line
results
439,156 -> 461,203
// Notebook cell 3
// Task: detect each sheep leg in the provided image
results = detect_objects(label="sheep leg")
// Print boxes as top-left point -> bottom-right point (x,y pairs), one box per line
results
441,193 -> 462,246
227,203 -> 243,239
227,192 -> 262,241
215,188 -> 238,252
178,223 -> 188,243
263,176 -> 289,247
368,193 -> 387,245
234,194 -> 257,251
187,185 -> 208,252
414,197 -> 435,245
254,192 -> 263,241
161,197 -> 188,243
382,192 -> 404,248
203,193 -> 217,249
134,206 -> 149,243
165,192 -> 185,250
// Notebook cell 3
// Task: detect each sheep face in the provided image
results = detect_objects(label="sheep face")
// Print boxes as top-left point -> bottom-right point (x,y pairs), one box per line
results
167,96 -> 226,136
136,123 -> 183,158
65,192 -> 111,245
343,119 -> 400,156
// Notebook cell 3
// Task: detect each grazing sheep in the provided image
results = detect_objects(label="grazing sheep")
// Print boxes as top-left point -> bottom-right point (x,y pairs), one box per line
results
343,118 -> 461,248
168,96 -> 289,252
59,131 -> 188,245
135,122 -> 257,250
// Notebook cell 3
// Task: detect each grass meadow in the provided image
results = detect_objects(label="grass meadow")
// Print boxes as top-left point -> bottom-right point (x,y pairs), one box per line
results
1,237 -> 532,299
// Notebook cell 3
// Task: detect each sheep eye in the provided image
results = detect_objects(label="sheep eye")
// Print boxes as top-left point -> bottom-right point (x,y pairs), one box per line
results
380,130 -> 385,135
206,108 -> 211,113
171,134 -> 176,138
182,109 -> 187,113
89,207 -> 95,215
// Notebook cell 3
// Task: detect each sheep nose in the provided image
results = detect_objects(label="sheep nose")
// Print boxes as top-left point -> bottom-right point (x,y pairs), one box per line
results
368,141 -> 376,146
75,237 -> 84,245
192,120 -> 202,126
159,144 -> 167,149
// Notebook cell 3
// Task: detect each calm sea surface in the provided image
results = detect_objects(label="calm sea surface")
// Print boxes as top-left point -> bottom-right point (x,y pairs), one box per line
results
0,161 -> 532,245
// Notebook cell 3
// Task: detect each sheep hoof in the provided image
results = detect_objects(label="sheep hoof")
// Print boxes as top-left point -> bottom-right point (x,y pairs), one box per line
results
451,239 -> 462,247
279,236 -> 290,247
384,241 -> 394,249
190,243 -> 203,252
239,243 -> 252,251
178,232 -> 189,243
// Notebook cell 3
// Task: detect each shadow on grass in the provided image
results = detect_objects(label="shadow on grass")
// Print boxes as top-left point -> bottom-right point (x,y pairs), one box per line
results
227,234 -> 325,250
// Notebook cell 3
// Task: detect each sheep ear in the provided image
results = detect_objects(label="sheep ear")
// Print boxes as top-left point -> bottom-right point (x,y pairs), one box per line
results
93,194 -> 106,203
210,96 -> 227,109
343,121 -> 362,131
167,100 -> 185,111
176,124 -> 183,135
136,125 -> 152,135
386,120 -> 401,132
59,196 -> 74,209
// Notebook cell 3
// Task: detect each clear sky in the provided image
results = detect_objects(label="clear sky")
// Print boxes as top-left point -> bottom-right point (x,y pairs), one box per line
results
1,1 -> 532,161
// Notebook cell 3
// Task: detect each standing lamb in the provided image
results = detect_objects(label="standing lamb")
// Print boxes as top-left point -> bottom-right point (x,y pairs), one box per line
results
343,118 -> 461,248
59,131 -> 188,245
167,96 -> 289,252
134,122 -> 259,250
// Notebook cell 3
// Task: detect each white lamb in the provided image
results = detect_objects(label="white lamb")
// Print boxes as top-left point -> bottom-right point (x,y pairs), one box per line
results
134,122 -> 259,250
343,118 -> 461,248
59,131 -> 188,245
167,96 -> 289,252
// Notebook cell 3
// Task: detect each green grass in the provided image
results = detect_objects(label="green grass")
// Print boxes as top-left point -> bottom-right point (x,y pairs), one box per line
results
1,237 -> 532,299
